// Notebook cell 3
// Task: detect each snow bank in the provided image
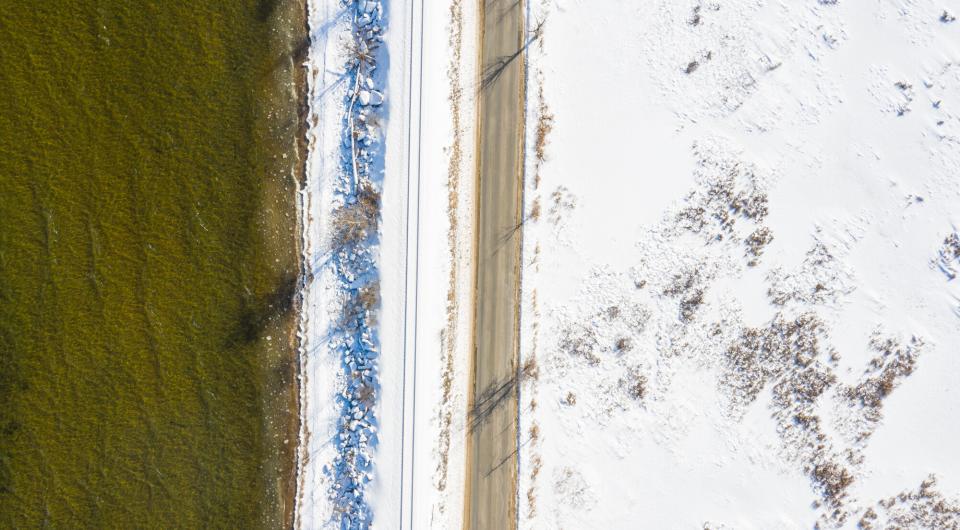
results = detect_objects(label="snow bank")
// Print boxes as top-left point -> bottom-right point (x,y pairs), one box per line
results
295,0 -> 387,527
295,0 -> 479,527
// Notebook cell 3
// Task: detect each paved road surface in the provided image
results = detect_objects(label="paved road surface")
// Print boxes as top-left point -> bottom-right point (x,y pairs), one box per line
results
466,0 -> 525,528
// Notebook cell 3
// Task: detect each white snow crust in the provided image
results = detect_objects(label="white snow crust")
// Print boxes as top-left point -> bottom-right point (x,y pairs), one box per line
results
518,1 -> 960,528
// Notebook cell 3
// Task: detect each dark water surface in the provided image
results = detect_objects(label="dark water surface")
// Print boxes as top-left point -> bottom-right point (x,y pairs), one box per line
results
0,1 -> 303,527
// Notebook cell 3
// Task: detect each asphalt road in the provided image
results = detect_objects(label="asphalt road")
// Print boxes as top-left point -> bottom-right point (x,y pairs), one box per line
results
466,0 -> 525,528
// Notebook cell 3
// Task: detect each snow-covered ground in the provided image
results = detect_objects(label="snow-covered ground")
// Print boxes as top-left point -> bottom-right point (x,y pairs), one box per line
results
519,1 -> 960,528
392,1 -> 480,528
295,0 -> 478,528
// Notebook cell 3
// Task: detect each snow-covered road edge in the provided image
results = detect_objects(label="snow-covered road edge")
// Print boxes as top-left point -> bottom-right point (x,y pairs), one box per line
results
400,1 -> 480,528
391,0 -> 480,527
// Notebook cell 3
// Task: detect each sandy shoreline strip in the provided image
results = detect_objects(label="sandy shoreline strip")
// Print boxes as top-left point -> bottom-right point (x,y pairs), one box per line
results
255,0 -> 310,527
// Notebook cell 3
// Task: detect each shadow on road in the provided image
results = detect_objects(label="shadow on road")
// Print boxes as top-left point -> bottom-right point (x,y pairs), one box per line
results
479,19 -> 544,91
468,359 -> 537,433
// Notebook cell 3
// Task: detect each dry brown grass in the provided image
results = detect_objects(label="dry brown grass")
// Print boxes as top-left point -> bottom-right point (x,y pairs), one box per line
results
689,5 -> 702,26
332,182 -> 381,247
534,87 -> 554,168
744,226 -> 774,265
622,368 -> 648,401
812,462 -> 855,505
522,357 -> 540,381
358,279 -> 380,312
526,454 -> 543,519
529,197 -> 541,221
434,0 -> 466,505
936,232 -> 960,279
664,268 -> 707,322
558,323 -> 600,365
859,475 -> 960,529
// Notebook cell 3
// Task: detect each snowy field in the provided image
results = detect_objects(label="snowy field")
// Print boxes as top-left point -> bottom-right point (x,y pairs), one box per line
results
518,0 -> 960,528
295,0 -> 477,528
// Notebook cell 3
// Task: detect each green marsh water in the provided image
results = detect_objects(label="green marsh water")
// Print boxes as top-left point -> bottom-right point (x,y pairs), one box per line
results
0,1 -> 304,527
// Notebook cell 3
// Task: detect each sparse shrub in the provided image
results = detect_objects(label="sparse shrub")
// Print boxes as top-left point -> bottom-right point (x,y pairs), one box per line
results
664,268 -> 708,322
548,186 -> 575,225
745,226 -> 774,265
529,198 -> 541,221
558,323 -> 600,365
840,333 -> 923,442
812,461 -> 854,505
332,181 -> 381,247
730,188 -> 768,221
621,367 -> 647,402
676,144 -> 770,246
358,279 -> 380,311
663,269 -> 701,297
535,91 -> 554,165
522,357 -> 540,380
860,475 -> 960,528
935,232 -> 960,279
679,289 -> 705,322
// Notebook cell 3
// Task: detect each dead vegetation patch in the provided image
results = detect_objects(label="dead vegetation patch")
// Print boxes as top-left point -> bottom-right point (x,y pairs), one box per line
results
332,182 -> 381,248
839,333 -> 924,443
664,267 -> 708,322
621,367 -> 648,402
935,231 -> 960,279
744,226 -> 774,266
522,357 -> 540,381
859,475 -> 960,529
526,454 -> 543,519
534,86 -> 554,173
767,241 -> 852,306
720,313 -> 857,520
558,322 -> 600,365
722,312 -> 832,410
812,462 -> 855,506
548,186 -> 576,226
718,312 -> 927,524
675,141 -> 769,251
357,279 -> 380,311
435,0 -> 467,507
529,198 -> 541,221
